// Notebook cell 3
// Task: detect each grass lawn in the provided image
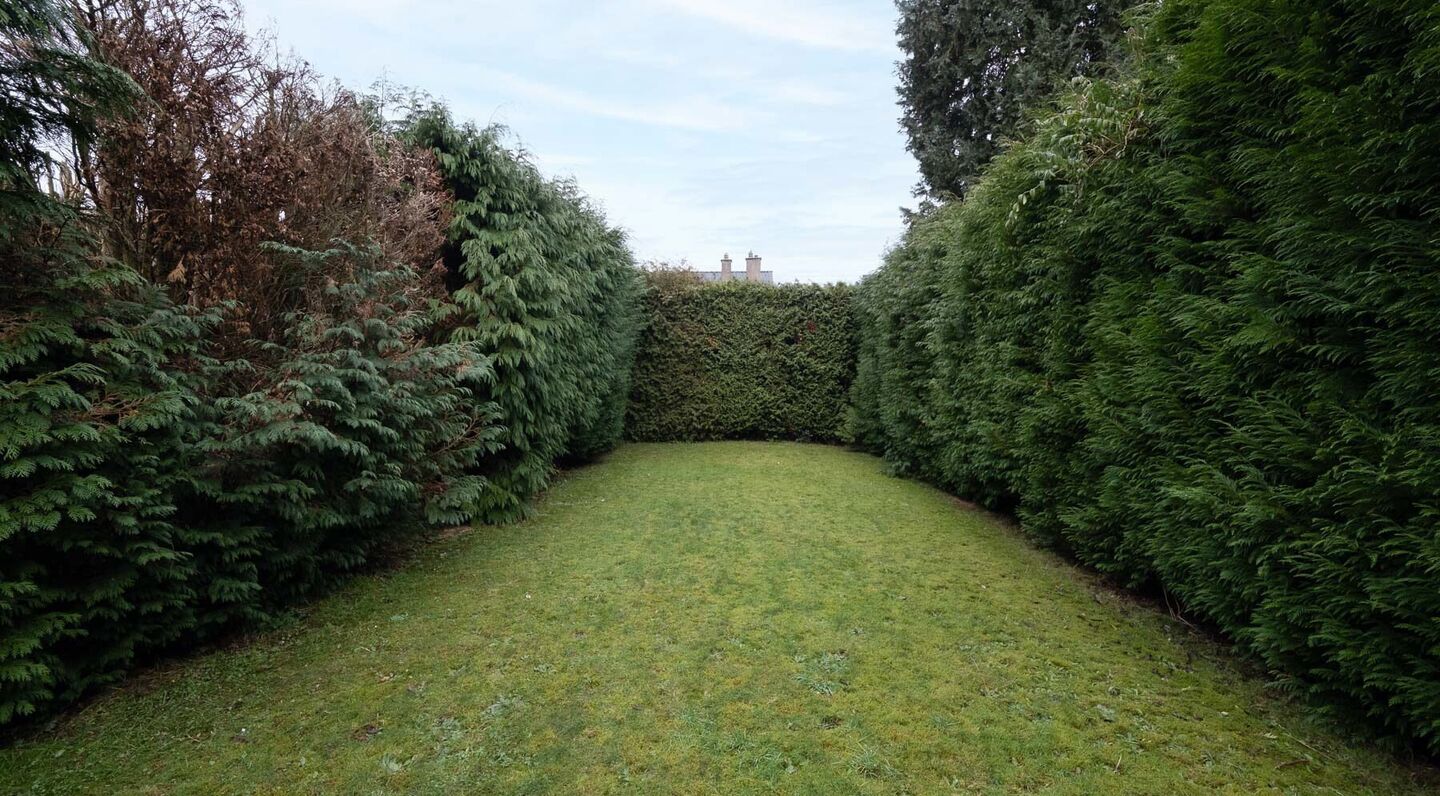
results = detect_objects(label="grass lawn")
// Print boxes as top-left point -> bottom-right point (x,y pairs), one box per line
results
1,442 -> 1433,794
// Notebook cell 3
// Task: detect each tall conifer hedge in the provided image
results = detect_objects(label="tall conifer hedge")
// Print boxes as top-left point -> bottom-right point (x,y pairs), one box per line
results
853,0 -> 1440,750
1,7 -> 642,725
627,279 -> 855,443
404,109 -> 644,522
0,254 -> 214,723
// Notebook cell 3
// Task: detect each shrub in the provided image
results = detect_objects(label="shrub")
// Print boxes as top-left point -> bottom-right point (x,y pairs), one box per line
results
0,0 -> 639,726
628,278 -> 855,443
0,234 -> 507,726
0,0 -> 215,724
187,243 -> 504,614
0,259 -> 215,724
854,0 -> 1440,751
404,109 -> 643,522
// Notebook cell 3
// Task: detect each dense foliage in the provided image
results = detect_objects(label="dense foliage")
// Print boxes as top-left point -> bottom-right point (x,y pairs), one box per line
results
857,0 -> 1440,751
404,110 -> 643,522
1,0 -> 639,727
187,245 -> 504,614
1,0 -> 179,723
628,278 -> 854,443
896,0 -> 1137,201
0,249 -> 209,724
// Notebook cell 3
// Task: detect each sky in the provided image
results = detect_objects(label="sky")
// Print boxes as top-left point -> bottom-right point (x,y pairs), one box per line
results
241,0 -> 918,284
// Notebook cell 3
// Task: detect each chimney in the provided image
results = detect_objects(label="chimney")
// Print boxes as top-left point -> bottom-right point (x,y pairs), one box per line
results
720,253 -> 732,281
745,251 -> 761,282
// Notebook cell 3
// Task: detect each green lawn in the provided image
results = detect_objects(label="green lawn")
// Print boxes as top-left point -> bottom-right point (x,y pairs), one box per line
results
1,442 -> 1433,794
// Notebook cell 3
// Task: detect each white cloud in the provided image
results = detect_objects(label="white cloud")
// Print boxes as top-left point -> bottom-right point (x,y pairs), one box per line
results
476,69 -> 764,133
765,79 -> 850,107
239,0 -> 913,283
598,46 -> 683,69
648,0 -> 892,53
536,152 -> 599,172
776,130 -> 828,145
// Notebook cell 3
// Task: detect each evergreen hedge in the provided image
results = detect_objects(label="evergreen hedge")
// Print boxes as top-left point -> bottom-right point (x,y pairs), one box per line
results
627,279 -> 855,443
853,0 -> 1440,750
185,245 -> 505,616
0,239 -> 505,724
404,109 -> 643,522
1,10 -> 642,724
0,251 -> 213,723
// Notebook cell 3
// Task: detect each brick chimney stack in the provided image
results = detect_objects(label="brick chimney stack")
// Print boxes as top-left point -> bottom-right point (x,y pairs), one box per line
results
720,253 -> 732,281
745,251 -> 761,282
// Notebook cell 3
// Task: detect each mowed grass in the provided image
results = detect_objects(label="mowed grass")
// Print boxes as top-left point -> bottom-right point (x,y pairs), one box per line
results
1,443 -> 1433,795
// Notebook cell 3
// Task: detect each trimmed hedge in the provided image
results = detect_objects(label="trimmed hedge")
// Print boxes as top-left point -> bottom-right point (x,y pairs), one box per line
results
853,0 -> 1440,751
404,109 -> 643,522
186,245 -> 504,615
627,279 -> 855,443
2,147 -> 636,725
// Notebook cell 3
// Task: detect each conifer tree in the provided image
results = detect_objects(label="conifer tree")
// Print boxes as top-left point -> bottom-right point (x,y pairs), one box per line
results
896,0 -> 1137,201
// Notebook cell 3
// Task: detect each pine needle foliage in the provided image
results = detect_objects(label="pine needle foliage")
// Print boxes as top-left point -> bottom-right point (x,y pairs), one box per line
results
627,278 -> 856,443
403,108 -> 643,523
854,0 -> 1440,751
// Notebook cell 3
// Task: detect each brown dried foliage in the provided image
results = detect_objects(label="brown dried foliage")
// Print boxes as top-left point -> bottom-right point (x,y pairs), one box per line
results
75,0 -> 448,345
